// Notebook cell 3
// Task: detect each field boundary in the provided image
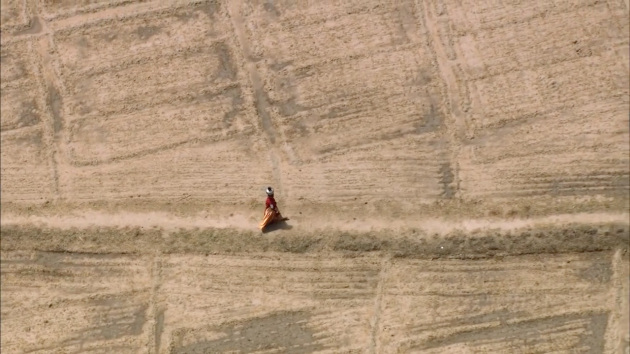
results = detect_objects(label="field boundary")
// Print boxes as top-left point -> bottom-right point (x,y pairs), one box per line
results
1,221 -> 627,259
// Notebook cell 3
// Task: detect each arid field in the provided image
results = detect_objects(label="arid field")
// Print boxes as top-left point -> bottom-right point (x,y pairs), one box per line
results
1,0 -> 629,353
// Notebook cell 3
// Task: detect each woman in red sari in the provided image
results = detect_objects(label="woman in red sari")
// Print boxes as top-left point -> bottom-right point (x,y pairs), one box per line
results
259,187 -> 288,230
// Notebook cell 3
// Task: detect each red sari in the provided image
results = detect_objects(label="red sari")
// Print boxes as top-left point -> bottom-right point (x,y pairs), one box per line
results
259,196 -> 285,230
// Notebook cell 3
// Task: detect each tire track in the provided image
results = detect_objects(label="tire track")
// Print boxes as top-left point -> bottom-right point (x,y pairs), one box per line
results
414,0 -> 466,200
3,8 -> 64,200
147,253 -> 164,354
226,0 -> 274,143
28,8 -> 65,199
605,248 -> 630,353
227,0 -> 283,192
369,257 -> 391,354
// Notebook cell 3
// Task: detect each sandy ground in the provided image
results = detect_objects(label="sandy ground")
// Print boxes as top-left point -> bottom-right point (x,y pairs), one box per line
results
1,0 -> 629,353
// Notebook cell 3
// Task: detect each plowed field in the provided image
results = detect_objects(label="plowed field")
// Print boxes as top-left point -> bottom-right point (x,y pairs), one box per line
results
1,0 -> 628,353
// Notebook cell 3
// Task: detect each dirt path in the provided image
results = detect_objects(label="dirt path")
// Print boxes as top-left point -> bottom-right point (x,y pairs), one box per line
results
2,210 -> 627,234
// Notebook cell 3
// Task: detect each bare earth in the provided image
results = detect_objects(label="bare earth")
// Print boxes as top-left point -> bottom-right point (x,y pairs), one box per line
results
1,0 -> 629,353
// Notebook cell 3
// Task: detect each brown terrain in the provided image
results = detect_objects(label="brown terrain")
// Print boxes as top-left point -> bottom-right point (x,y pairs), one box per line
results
1,0 -> 629,353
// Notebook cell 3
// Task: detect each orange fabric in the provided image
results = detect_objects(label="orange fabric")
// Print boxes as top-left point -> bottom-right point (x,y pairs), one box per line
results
259,207 -> 279,230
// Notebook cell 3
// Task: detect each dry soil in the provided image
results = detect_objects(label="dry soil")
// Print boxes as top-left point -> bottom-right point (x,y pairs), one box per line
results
1,0 -> 629,353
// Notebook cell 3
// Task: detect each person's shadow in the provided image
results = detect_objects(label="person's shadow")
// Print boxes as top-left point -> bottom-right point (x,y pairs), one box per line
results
261,220 -> 293,233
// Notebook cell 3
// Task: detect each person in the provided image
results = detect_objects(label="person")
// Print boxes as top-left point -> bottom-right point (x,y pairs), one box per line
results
259,187 -> 288,230
265,187 -> 278,212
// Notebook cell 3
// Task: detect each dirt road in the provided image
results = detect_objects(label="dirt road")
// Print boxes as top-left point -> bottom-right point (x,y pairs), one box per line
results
1,0 -> 628,353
